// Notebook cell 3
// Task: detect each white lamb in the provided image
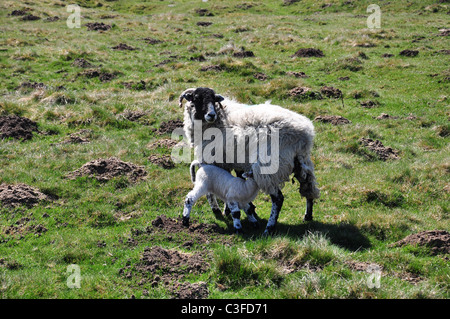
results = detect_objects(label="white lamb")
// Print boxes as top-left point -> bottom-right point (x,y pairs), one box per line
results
182,160 -> 259,232
179,87 -> 320,235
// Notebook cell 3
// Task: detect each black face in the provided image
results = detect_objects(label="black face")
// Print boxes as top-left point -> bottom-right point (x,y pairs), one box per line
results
184,87 -> 224,123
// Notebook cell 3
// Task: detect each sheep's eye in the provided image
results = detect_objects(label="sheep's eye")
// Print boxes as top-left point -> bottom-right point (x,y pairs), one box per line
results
194,94 -> 200,100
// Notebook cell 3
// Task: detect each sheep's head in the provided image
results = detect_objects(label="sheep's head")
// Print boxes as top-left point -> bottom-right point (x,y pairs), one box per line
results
179,87 -> 224,123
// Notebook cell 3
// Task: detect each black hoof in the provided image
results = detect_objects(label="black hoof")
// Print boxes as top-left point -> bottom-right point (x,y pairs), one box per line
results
304,214 -> 313,222
212,208 -> 222,217
182,216 -> 190,227
234,228 -> 244,235
262,226 -> 275,237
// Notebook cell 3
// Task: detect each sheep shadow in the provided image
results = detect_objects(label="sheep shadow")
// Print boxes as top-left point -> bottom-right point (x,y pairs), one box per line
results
238,218 -> 371,252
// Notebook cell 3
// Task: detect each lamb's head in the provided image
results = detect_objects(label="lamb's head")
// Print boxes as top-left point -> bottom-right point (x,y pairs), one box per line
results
179,87 -> 224,123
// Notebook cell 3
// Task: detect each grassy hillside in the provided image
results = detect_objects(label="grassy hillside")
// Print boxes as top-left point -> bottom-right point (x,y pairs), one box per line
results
0,0 -> 448,299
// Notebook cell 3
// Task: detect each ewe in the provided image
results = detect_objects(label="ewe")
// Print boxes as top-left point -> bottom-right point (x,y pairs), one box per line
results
179,87 -> 320,235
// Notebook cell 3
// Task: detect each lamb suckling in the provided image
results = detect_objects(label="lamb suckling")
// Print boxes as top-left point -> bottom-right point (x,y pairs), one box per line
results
182,160 -> 259,232
179,87 -> 320,235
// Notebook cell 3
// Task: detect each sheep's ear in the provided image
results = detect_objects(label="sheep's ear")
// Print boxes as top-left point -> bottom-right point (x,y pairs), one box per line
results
179,88 -> 196,107
184,92 -> 194,102
215,94 -> 224,103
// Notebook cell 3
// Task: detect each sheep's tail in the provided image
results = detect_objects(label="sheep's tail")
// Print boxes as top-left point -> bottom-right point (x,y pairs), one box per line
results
190,160 -> 201,183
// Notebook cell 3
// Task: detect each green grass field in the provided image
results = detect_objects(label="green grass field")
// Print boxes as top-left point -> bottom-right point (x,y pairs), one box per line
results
0,0 -> 448,299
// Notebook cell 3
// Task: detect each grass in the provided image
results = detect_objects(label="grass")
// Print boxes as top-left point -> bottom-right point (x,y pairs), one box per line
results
0,0 -> 449,299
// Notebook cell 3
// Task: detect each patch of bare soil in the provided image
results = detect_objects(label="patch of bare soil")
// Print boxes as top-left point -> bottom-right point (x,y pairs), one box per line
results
289,87 -> 322,100
399,49 -> 419,57
314,115 -> 351,125
286,71 -> 308,78
3,216 -> 47,240
85,22 -> 111,31
78,69 -> 116,82
321,86 -> 343,99
360,100 -> 378,108
169,281 -> 209,299
197,21 -> 213,27
9,10 -> 28,16
0,184 -> 48,208
118,110 -> 147,121
21,14 -> 40,21
112,43 -> 136,51
67,157 -> 147,182
151,215 -> 226,239
291,48 -> 324,58
392,230 -> 450,255
360,138 -> 400,161
0,115 -> 38,141
120,242 -> 210,298
72,58 -> 93,68
148,154 -> 175,169
147,138 -> 178,150
253,72 -> 267,81
375,113 -> 399,120
195,8 -> 214,16
54,130 -> 91,145
142,37 -> 163,44
45,16 -> 59,22
15,81 -> 46,91
153,119 -> 183,135
232,48 -> 255,58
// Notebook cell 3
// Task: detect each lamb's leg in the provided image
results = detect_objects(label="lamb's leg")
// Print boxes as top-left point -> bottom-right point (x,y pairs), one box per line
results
243,202 -> 259,228
227,201 -> 243,233
304,198 -> 314,221
263,188 -> 284,236
206,193 -> 222,217
182,187 -> 206,227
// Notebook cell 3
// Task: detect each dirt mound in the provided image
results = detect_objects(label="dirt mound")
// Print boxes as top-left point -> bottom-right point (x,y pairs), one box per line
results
153,119 -> 183,135
67,157 -> 147,182
289,87 -> 322,100
375,113 -> 399,120
21,14 -> 40,21
392,230 -> 449,255
253,72 -> 268,81
54,130 -> 91,145
9,10 -> 28,16
123,245 -> 210,298
0,115 -> 38,141
85,22 -> 111,31
360,138 -> 400,161
291,48 -> 324,58
15,81 -> 46,91
438,28 -> 450,36
148,154 -> 175,169
195,8 -> 214,16
321,86 -> 343,99
72,58 -> 93,68
0,184 -> 48,208
118,110 -> 147,121
360,100 -> 378,108
196,21 -> 213,27
78,69 -> 116,82
286,71 -> 308,78
142,37 -> 163,44
233,48 -> 255,58
151,215 -> 226,237
314,115 -> 351,125
112,43 -> 136,51
147,138 -> 178,150
400,49 -> 419,57
169,281 -> 209,299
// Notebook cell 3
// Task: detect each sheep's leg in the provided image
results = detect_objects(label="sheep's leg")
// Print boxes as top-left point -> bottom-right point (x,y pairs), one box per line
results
243,202 -> 259,228
293,157 -> 320,221
182,187 -> 207,227
263,189 -> 284,236
206,193 -> 222,217
304,198 -> 314,221
227,201 -> 243,233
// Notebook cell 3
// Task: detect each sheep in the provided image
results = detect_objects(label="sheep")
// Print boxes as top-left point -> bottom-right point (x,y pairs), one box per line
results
182,160 -> 259,232
179,87 -> 320,235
